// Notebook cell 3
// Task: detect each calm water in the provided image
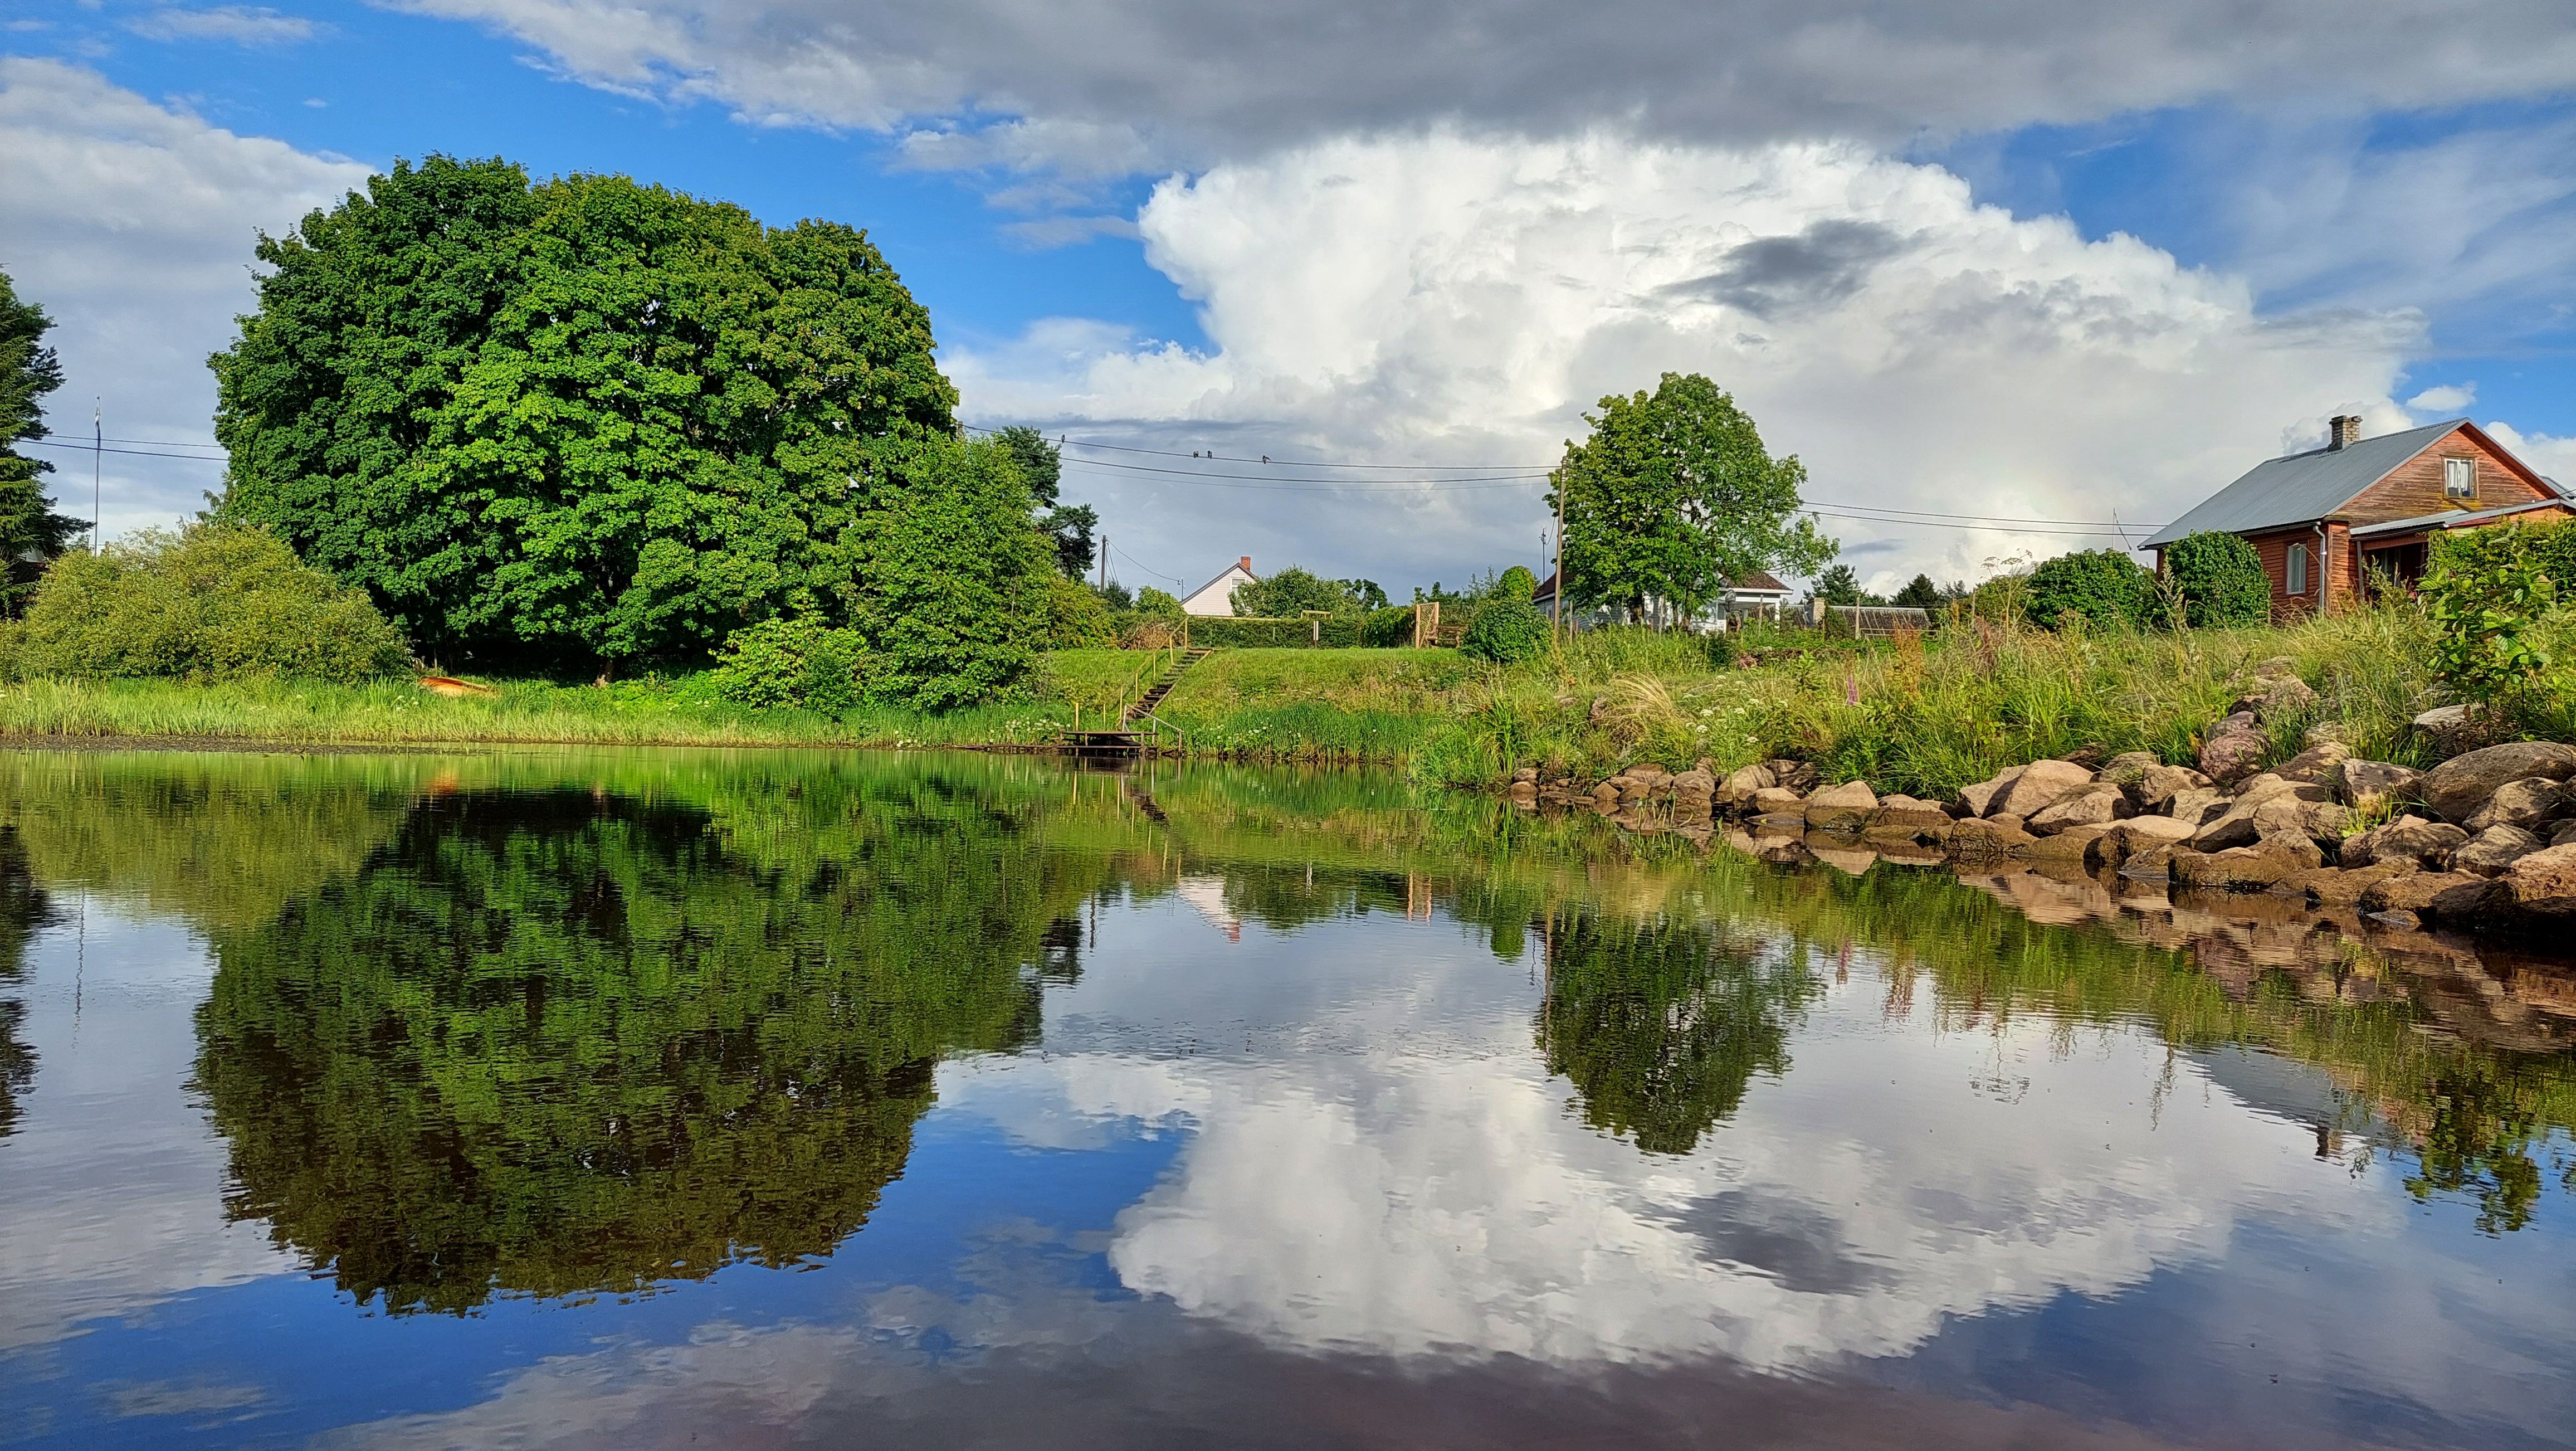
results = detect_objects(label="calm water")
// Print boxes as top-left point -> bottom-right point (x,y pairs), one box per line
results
2,748 -> 2573,1450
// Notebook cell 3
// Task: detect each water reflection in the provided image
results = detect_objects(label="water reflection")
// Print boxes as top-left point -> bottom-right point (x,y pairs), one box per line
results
0,749 -> 2571,1448
0,825 -> 53,1139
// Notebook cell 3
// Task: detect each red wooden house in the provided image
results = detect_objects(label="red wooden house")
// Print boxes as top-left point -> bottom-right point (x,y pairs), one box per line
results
2140,415 -> 2570,619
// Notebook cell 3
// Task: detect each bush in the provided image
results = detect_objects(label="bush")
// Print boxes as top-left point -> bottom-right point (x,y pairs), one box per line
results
2023,549 -> 2151,630
1495,565 -> 1537,600
2426,519 -> 2576,610
1362,605 -> 1416,648
2162,531 -> 2270,627
1189,616 -> 1331,648
702,615 -> 865,712
1045,575 -> 1118,648
6,525 -> 413,684
1135,587 -> 1184,620
1461,593 -> 1549,663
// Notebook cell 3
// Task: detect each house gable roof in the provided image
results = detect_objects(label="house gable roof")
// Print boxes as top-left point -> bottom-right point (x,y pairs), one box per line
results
2139,418 -> 2473,550
1181,561 -> 1256,603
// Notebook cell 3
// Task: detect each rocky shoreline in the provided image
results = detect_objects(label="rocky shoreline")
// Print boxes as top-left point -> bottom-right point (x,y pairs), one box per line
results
1505,666 -> 2576,943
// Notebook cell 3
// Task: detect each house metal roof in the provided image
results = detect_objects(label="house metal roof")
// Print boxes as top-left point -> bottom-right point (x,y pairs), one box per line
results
2349,497 -> 2575,540
2138,418 -> 2471,550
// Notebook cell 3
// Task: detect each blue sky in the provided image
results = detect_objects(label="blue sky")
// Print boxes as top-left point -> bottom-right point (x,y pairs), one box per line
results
4,0 -> 2573,592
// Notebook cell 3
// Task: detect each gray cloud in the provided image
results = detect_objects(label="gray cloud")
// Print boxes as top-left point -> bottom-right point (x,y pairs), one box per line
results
1664,220 -> 1909,319
398,0 -> 2576,170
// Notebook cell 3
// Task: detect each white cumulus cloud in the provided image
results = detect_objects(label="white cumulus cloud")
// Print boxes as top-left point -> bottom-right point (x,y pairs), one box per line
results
952,132 -> 2416,592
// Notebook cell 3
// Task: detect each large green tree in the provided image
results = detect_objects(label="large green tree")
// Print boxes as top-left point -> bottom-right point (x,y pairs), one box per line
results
995,425 -> 1096,580
211,158 -> 969,677
1551,373 -> 1835,625
0,269 -> 89,615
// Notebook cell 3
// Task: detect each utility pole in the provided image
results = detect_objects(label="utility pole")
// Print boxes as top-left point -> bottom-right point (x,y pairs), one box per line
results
91,401 -> 102,554
1550,469 -> 1565,645
1099,534 -> 1108,592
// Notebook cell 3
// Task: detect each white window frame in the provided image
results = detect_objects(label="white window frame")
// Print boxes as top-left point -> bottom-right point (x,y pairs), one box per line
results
2286,543 -> 2308,596
2443,456 -> 2477,500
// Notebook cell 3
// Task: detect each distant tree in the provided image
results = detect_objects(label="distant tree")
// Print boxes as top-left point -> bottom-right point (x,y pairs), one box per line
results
995,426 -> 1097,580
1495,566 -> 1537,600
0,268 -> 87,616
1134,587 -> 1183,620
1891,573 -> 1944,611
1338,577 -> 1390,611
1552,373 -> 1835,626
1807,564 -> 1863,606
2161,531 -> 2270,627
2024,549 -> 2153,630
1233,565 -> 1366,617
1096,580 -> 1134,612
212,157 -> 969,680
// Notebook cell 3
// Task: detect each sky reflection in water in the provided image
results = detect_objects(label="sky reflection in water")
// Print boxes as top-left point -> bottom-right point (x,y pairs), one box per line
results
0,748 -> 2571,1449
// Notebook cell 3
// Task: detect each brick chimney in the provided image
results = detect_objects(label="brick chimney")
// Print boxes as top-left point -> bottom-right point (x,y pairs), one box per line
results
2326,415 -> 2363,451
1238,556 -> 1252,573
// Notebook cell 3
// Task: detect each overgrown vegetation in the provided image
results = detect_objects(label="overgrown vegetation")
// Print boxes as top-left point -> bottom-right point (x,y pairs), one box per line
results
2161,530 -> 2271,627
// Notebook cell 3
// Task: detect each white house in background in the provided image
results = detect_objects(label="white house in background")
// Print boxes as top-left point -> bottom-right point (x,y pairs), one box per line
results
1180,556 -> 1258,616
1530,568 -> 1798,631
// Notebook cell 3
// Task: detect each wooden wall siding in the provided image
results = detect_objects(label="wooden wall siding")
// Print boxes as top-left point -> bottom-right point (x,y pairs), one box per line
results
2344,426 -> 2553,523
2248,528 -> 2327,622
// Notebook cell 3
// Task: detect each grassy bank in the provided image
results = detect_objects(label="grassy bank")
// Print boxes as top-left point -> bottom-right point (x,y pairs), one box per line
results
0,603 -> 2559,787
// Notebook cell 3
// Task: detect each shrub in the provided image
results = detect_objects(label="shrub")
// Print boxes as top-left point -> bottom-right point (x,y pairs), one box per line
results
2426,519 -> 2576,609
2023,549 -> 2151,630
1045,574 -> 1118,648
2162,531 -> 2270,627
1495,565 -> 1537,600
1461,592 -> 1548,663
1362,605 -> 1416,648
1134,587 -> 1184,620
702,614 -> 865,712
6,524 -> 413,684
1190,616 -> 1330,648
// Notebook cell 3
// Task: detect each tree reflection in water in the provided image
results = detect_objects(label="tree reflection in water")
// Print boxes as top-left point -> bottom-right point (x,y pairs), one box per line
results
191,786 -> 1091,1315
0,825 -> 54,1139
1536,908 -> 1819,1156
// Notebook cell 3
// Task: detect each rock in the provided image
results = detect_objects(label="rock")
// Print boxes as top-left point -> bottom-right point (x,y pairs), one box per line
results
2497,844 -> 2576,918
1765,759 -> 1819,793
2136,764 -> 2212,808
2198,727 -> 2268,786
2250,795 -> 2352,852
2422,741 -> 2576,822
1992,759 -> 2095,819
1716,764 -> 1774,806
2302,721 -> 2350,749
1506,780 -> 1538,802
2170,838 -> 2320,892
2337,759 -> 2422,813
2270,741 -> 2349,786
2188,802 -> 2265,852
2257,674 -> 2320,720
2359,871 -> 2498,920
2412,703 -> 2478,734
1509,766 -> 1539,785
2024,824 -> 2111,864
2453,824 -> 2544,878
1865,797 -> 1956,843
2557,821 -> 2576,849
2230,772 -> 2330,806
1808,841 -> 1880,876
2167,787 -> 2228,828
1591,782 -> 1621,811
1624,763 -> 1672,785
2096,751 -> 2162,790
2088,819 -> 2192,870
1671,767 -> 1717,798
2292,861 -> 2415,907
2253,655 -> 2299,680
2119,843 -> 2183,881
2027,783 -> 2131,835
1949,817 -> 2036,858
1748,787 -> 1806,819
1671,793 -> 1714,821
1957,766 -> 2026,819
2462,777 -> 2572,834
1804,780 -> 1880,832
2368,815 -> 2471,870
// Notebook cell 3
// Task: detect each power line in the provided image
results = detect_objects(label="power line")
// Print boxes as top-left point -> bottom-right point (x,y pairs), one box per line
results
1110,541 -> 1183,582
962,422 -> 1535,471
22,438 -> 226,463
39,430 -> 225,452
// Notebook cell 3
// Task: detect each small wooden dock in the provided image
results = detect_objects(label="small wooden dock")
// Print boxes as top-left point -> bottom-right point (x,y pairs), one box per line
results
1057,729 -> 1152,758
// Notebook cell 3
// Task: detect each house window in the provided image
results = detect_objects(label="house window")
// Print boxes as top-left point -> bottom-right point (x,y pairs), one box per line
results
2286,544 -> 2308,596
2444,456 -> 2477,500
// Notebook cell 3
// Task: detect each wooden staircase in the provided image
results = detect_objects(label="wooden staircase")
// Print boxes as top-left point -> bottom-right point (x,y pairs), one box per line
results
1122,648 -> 1210,726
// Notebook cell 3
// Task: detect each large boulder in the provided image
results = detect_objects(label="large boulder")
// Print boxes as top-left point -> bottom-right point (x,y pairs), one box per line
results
1949,817 -> 2036,859
1748,787 -> 1806,820
2027,783 -> 2131,835
2497,844 -> 2576,919
2292,860 -> 2416,907
2255,674 -> 2320,720
2198,724 -> 2268,786
2166,787 -> 2228,828
1991,759 -> 2096,819
2422,742 -> 2576,822
2453,824 -> 2544,878
2024,823 -> 2113,865
1865,797 -> 1956,843
2170,838 -> 2320,892
2136,763 -> 2212,809
2337,759 -> 2422,814
1716,764 -> 1774,806
1956,766 -> 2023,819
1804,779 -> 1880,832
2355,815 -> 2470,870
2096,751 -> 2162,791
2251,795 -> 2353,853
2359,870 -> 2498,920
2462,777 -> 2572,835
2087,816 -> 2196,872
2270,741 -> 2349,786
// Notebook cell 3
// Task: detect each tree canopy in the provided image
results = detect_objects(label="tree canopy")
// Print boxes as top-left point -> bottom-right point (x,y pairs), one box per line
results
1552,373 -> 1835,625
995,425 -> 1097,580
1232,565 -> 1382,617
211,157 -> 1008,683
0,268 -> 87,616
